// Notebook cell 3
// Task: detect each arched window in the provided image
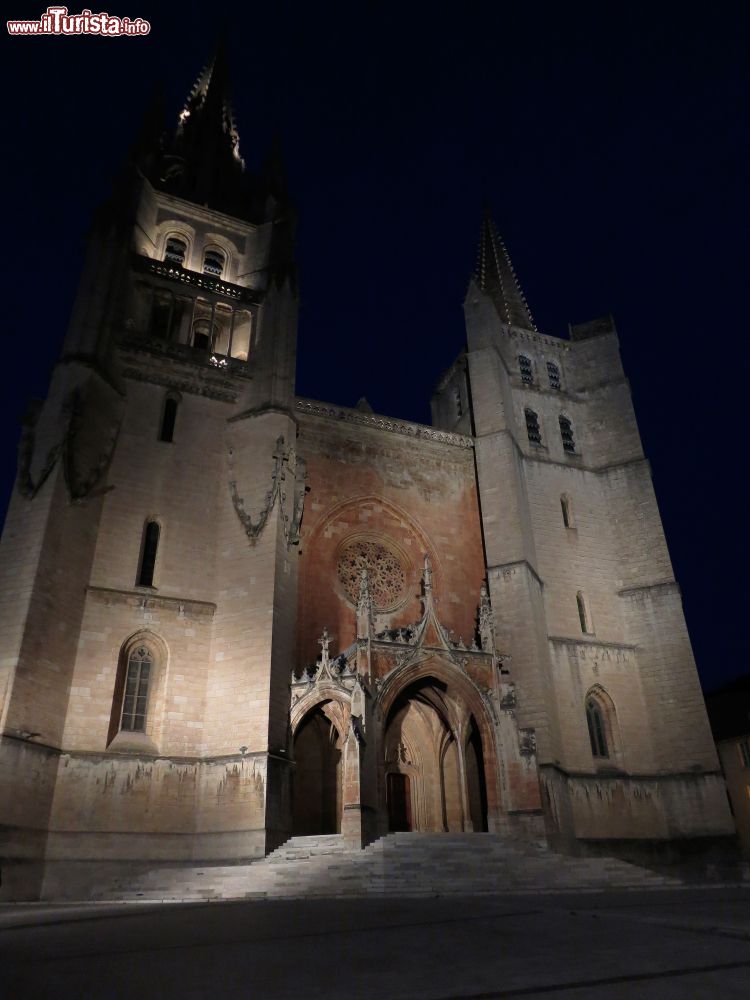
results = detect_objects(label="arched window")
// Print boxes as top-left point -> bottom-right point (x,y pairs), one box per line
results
164,236 -> 187,265
547,361 -> 561,390
203,248 -> 225,276
560,494 -> 573,528
159,394 -> 179,443
559,414 -> 576,453
586,696 -> 609,758
525,408 -> 541,445
138,521 -> 160,587
576,591 -> 592,634
107,633 -> 167,749
119,644 -> 152,733
519,354 -> 533,385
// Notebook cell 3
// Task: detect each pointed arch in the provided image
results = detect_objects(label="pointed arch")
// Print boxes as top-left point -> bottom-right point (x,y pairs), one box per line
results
377,654 -> 501,824
107,630 -> 169,750
291,697 -> 346,835
584,685 -> 622,765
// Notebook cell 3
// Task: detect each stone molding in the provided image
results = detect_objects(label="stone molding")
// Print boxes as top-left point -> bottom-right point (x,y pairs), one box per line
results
120,362 -> 239,402
539,760 -> 725,783
617,580 -> 679,598
86,585 -> 216,617
295,398 -> 474,449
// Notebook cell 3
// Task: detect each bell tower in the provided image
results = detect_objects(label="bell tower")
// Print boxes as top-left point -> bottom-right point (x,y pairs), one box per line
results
0,42 -> 304,900
431,207 -> 734,858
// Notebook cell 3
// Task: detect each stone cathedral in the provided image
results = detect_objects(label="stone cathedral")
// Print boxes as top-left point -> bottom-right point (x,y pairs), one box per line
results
0,48 -> 736,900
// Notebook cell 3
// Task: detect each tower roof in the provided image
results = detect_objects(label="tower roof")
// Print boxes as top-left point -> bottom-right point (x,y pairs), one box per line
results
148,38 -> 253,218
177,36 -> 244,171
475,208 -> 537,331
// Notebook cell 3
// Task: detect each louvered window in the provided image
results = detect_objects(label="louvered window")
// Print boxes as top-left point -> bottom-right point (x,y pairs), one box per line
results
203,249 -> 225,276
519,355 -> 533,384
525,408 -> 541,445
164,236 -> 187,265
547,361 -> 561,390
559,415 -> 576,453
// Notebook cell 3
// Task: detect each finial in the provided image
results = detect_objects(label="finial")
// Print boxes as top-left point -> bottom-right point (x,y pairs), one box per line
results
478,582 -> 495,654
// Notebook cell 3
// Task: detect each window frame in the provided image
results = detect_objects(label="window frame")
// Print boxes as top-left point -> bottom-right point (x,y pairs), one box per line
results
163,233 -> 190,267
546,360 -> 561,390
525,407 -> 542,446
559,413 -> 576,454
107,631 -> 168,750
158,392 -> 180,443
202,246 -> 227,278
137,520 -> 161,588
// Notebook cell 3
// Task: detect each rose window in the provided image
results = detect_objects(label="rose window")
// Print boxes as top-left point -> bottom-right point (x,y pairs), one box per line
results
337,539 -> 407,610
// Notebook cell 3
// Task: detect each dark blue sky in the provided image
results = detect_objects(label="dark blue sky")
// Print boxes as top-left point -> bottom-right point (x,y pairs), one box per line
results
3,1 -> 748,690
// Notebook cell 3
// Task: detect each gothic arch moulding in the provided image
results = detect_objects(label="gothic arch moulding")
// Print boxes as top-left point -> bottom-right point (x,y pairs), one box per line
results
376,653 -> 501,820
106,629 -> 171,754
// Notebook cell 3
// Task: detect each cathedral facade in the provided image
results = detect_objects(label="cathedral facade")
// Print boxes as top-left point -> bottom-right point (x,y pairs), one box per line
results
0,49 -> 735,900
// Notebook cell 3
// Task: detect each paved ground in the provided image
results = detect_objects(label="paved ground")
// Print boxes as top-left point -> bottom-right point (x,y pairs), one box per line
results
1,887 -> 749,998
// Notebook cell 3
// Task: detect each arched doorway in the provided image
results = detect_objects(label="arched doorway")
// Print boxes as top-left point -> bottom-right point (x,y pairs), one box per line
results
383,676 -> 489,833
292,704 -> 343,835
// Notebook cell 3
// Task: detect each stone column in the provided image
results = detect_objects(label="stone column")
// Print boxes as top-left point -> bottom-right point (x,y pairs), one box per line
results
455,727 -> 473,832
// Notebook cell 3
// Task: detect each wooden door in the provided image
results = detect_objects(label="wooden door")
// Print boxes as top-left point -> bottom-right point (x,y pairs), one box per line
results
387,772 -> 412,832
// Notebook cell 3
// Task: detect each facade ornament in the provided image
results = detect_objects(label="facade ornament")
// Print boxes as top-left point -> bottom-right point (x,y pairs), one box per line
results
61,388 -> 122,504
17,402 -> 60,500
316,627 -> 336,682
478,582 -> 496,654
228,435 -> 307,548
356,568 -> 375,640
519,727 -> 537,757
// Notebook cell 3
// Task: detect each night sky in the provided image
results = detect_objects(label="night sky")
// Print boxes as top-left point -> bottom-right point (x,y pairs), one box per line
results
4,2 -> 748,691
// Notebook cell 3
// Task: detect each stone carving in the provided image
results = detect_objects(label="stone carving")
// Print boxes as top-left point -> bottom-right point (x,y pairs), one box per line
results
62,388 -> 122,504
478,583 -> 496,654
229,435 -> 306,547
337,540 -> 406,611
519,728 -> 537,757
18,387 -> 122,504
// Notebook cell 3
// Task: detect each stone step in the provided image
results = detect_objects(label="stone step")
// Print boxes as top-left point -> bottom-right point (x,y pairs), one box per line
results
52,833 -> 688,901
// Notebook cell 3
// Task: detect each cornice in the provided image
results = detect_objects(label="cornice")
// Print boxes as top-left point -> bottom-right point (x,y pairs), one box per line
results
295,398 -> 474,449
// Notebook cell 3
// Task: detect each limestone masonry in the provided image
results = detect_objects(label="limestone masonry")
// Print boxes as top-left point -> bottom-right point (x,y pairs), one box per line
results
0,45 -> 736,900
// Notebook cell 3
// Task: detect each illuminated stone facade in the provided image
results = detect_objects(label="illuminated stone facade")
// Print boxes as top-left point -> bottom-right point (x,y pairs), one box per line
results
0,48 -> 736,899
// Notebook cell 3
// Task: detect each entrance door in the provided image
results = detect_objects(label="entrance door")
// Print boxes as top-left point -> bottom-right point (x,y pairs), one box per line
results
387,772 -> 412,832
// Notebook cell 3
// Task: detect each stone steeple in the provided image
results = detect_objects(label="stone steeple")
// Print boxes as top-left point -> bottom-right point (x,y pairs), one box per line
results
475,207 -> 537,331
152,37 -> 252,218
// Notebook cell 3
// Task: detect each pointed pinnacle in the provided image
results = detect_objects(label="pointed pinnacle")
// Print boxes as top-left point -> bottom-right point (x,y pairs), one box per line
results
475,206 -> 537,331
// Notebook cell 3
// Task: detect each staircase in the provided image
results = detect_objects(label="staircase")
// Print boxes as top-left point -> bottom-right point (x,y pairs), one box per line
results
61,833 -> 684,902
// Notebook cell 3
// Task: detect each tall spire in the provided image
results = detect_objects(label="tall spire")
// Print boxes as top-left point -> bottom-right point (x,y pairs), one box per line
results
475,207 -> 537,331
177,35 -> 243,170
155,37 -> 250,217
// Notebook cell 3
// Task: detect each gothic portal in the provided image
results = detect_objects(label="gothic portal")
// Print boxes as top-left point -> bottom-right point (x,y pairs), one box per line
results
0,43 -> 736,900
